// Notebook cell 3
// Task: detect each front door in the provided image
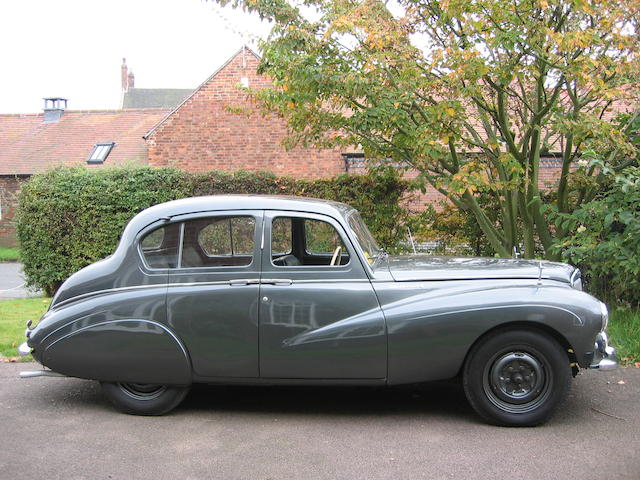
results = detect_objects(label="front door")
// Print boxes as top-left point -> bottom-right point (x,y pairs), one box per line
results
259,211 -> 386,379
166,210 -> 263,379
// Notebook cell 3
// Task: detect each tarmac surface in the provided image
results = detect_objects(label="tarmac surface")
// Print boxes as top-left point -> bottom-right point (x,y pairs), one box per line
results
1,362 -> 638,479
0,263 -> 42,299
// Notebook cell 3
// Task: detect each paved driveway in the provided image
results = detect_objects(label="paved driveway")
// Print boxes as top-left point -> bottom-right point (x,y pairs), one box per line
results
1,362 -> 638,479
0,263 -> 42,299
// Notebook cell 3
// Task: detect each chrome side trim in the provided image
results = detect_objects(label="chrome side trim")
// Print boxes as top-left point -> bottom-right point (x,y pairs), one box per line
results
52,283 -> 171,309
383,302 -> 585,326
54,278 -> 373,308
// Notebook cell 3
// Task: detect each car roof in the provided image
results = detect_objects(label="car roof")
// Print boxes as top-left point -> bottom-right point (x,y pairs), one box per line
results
123,195 -> 356,239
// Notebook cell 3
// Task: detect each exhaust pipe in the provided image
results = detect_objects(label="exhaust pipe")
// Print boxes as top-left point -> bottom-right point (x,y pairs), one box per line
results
20,370 -> 66,378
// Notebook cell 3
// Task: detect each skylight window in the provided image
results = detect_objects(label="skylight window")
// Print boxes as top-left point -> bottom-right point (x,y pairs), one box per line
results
87,142 -> 115,164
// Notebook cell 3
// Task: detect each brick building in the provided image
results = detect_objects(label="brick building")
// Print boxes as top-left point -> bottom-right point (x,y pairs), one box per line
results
144,47 -> 346,178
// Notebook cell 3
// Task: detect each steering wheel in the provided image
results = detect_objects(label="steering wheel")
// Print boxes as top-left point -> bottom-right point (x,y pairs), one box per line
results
330,246 -> 342,266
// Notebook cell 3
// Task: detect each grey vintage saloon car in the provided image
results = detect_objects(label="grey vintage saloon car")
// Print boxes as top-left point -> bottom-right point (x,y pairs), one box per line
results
19,195 -> 617,426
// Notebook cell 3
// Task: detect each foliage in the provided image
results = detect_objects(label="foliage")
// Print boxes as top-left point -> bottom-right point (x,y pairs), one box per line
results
0,247 -> 20,262
16,166 -> 408,295
16,167 -> 190,296
408,203 -> 496,256
218,0 -> 640,260
0,298 -> 50,361
551,166 -> 640,306
608,308 -> 640,365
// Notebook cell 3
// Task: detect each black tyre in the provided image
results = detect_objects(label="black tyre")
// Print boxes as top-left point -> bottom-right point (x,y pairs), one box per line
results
100,382 -> 190,416
463,329 -> 571,427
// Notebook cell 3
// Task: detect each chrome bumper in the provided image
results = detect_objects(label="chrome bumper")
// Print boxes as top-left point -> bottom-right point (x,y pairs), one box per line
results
589,332 -> 618,370
17,340 -> 67,378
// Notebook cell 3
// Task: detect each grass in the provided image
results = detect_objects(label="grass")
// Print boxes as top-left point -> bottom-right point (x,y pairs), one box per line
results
608,308 -> 640,366
0,297 -> 638,365
0,247 -> 20,262
0,298 -> 51,362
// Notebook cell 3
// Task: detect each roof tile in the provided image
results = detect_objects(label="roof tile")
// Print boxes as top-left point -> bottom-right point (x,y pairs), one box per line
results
0,109 -> 169,175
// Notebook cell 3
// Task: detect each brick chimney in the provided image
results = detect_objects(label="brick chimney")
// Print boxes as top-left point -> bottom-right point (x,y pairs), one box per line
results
121,58 -> 136,92
43,98 -> 67,123
121,58 -> 129,91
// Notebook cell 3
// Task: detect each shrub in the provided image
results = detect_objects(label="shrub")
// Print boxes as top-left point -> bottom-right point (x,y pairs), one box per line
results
552,166 -> 640,307
16,166 -> 408,295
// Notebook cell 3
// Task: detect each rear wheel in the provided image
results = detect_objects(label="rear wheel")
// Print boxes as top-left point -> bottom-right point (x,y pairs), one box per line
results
463,329 -> 571,427
100,381 -> 190,415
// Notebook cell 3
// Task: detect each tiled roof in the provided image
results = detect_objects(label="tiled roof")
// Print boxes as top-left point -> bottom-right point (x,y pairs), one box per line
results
122,88 -> 194,109
0,109 -> 170,175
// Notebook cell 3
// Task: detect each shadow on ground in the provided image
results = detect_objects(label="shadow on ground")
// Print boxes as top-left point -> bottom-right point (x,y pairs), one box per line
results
22,374 -> 476,422
182,380 -> 474,419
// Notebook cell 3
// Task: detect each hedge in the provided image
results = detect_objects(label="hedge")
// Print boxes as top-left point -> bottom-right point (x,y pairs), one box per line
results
16,166 -> 408,295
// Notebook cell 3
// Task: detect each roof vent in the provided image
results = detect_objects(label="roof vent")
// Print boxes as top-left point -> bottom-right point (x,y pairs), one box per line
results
43,98 -> 67,123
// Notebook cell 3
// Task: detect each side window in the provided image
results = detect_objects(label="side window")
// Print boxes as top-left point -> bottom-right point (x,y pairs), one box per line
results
140,223 -> 181,269
271,216 -> 349,267
182,216 -> 256,268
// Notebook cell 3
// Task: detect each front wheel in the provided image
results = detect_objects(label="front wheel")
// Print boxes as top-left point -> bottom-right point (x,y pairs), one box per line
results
463,329 -> 571,427
100,381 -> 190,415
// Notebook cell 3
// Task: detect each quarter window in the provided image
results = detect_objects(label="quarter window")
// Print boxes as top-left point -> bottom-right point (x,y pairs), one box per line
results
140,223 -> 181,268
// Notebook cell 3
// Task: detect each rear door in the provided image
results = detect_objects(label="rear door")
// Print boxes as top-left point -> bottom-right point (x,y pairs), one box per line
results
166,210 -> 263,379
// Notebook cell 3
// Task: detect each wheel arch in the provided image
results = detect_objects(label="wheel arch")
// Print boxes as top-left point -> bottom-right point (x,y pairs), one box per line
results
457,321 -> 578,378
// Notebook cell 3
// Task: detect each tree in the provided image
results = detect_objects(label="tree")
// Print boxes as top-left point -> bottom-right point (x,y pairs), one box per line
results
219,0 -> 639,258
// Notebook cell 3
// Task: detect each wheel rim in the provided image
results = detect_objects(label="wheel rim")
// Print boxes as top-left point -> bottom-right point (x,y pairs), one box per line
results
118,383 -> 167,401
482,349 -> 552,414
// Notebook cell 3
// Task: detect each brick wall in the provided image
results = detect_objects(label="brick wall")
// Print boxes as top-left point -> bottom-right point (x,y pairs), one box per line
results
0,175 -> 28,248
147,49 -> 345,179
349,158 -> 564,213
